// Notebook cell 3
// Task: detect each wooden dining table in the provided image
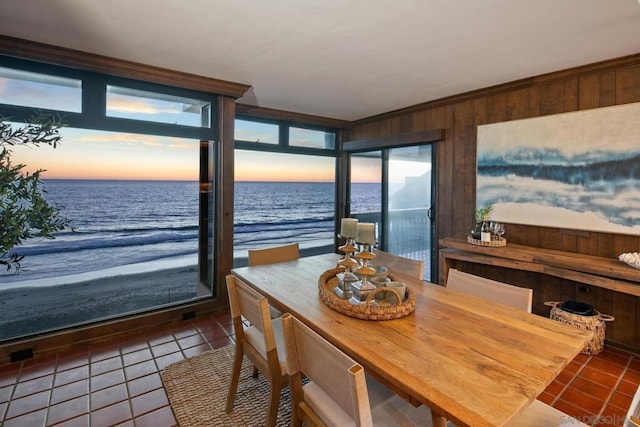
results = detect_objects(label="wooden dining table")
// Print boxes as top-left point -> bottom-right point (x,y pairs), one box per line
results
231,253 -> 593,427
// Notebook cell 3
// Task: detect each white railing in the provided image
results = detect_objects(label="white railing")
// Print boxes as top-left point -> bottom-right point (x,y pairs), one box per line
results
353,208 -> 432,279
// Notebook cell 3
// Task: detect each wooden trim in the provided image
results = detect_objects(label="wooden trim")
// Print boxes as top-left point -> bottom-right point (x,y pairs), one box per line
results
343,129 -> 445,152
439,238 -> 640,297
0,35 -> 251,98
354,52 -> 640,125
531,52 -> 640,85
355,80 -> 535,125
236,103 -> 352,129
0,298 -> 226,366
440,237 -> 640,282
438,248 -> 544,283
216,96 -> 236,303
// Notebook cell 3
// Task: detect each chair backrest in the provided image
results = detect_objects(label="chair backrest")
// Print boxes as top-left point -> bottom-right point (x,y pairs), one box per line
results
281,313 -> 373,427
248,242 -> 300,266
226,274 -> 280,369
446,268 -> 533,313
373,249 -> 424,280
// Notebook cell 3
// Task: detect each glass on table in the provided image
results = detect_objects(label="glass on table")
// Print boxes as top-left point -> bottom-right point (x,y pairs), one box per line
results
490,222 -> 505,238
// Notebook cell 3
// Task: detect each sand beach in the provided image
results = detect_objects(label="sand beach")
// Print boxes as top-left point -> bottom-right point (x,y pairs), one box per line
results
0,244 -> 334,341
0,265 -> 200,341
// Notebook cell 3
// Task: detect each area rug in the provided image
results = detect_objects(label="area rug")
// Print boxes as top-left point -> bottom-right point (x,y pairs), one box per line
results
161,345 -> 293,426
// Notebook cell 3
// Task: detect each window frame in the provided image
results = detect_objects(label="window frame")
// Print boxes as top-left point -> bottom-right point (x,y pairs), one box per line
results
232,115 -> 341,266
0,56 -> 218,140
234,114 -> 339,157
0,53 -> 344,337
0,56 -> 220,309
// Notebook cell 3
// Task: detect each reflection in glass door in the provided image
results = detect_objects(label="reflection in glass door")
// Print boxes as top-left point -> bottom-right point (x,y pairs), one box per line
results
387,146 -> 432,280
348,146 -> 433,281
349,151 -> 382,231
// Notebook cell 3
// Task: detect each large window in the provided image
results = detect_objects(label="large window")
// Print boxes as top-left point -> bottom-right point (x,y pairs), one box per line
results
235,118 -> 279,144
289,126 -> 335,149
106,85 -> 211,127
0,66 -> 82,113
0,58 -> 217,341
233,118 -> 339,266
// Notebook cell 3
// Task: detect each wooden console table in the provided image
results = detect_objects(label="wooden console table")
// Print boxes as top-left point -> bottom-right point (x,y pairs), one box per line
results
439,237 -> 640,297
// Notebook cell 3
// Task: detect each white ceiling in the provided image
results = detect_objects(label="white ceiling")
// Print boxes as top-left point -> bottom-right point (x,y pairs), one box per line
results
2,0 -> 640,121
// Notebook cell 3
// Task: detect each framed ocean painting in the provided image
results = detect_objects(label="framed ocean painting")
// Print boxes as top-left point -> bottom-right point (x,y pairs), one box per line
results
476,101 -> 640,236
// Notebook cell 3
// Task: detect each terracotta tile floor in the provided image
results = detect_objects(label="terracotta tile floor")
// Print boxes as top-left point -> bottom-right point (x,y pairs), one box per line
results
0,311 -> 639,427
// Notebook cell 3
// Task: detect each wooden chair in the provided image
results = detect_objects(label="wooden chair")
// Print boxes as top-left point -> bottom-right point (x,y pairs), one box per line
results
444,268 -> 588,427
248,242 -> 300,319
366,375 -> 436,426
248,242 -> 300,266
225,274 -> 288,427
445,268 -> 533,312
367,250 -> 439,425
281,313 -> 374,427
518,400 -> 590,426
283,313 -> 440,426
372,249 -> 424,280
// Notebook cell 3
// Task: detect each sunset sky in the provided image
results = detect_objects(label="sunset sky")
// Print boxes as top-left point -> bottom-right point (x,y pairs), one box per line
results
2,71 -> 383,183
10,127 -> 346,182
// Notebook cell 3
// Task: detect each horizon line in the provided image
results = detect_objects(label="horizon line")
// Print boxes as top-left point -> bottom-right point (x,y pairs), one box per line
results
42,178 -> 381,184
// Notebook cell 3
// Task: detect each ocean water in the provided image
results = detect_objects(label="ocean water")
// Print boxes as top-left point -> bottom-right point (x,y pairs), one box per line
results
1,180 -> 380,287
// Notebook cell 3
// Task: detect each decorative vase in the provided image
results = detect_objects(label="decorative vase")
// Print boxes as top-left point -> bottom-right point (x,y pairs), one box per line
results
470,222 -> 482,239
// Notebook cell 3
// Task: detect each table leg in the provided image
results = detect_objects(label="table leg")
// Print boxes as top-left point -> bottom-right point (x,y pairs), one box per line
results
431,411 -> 447,427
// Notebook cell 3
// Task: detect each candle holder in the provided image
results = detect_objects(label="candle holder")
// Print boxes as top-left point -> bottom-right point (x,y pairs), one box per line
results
338,237 -> 359,271
355,243 -> 376,285
335,236 -> 358,299
351,242 -> 377,302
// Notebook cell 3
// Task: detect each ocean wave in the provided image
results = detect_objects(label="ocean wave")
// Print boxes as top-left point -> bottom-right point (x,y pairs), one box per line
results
10,229 -> 199,257
3,180 -> 363,285
51,224 -> 198,236
234,217 -> 333,229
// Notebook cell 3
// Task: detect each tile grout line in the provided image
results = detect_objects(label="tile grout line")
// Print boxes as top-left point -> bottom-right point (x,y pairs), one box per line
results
3,317 -> 210,426
88,344 -> 100,427
2,358 -> 51,424
0,361 -> 21,424
128,335 -> 154,427
550,354 -> 592,407
43,352 -> 60,427
129,328 -> 187,426
593,355 -> 633,425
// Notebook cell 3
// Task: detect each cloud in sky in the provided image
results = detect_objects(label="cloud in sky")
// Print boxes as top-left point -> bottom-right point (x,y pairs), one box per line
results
235,119 -> 278,143
0,77 -> 81,112
2,78 -> 336,181
107,95 -> 183,115
235,150 -> 335,182
11,127 -> 199,180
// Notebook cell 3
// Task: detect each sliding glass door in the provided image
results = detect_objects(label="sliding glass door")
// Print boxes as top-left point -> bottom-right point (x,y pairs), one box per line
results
386,145 -> 433,278
349,151 -> 382,234
348,144 -> 434,281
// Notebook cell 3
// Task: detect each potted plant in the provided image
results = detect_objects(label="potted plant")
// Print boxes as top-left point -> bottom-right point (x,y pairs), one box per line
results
470,205 -> 493,239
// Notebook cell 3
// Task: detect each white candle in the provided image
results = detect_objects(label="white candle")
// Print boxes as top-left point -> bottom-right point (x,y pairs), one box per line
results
356,222 -> 376,244
341,218 -> 358,238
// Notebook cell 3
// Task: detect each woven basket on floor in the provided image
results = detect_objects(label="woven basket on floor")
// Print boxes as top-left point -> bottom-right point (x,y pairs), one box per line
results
545,301 -> 614,355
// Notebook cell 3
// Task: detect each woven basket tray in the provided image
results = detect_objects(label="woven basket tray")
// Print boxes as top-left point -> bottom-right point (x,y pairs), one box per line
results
545,301 -> 615,355
318,268 -> 416,321
467,235 -> 507,247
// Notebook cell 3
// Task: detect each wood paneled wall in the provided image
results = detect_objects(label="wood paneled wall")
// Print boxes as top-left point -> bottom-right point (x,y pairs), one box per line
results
346,53 -> 640,352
